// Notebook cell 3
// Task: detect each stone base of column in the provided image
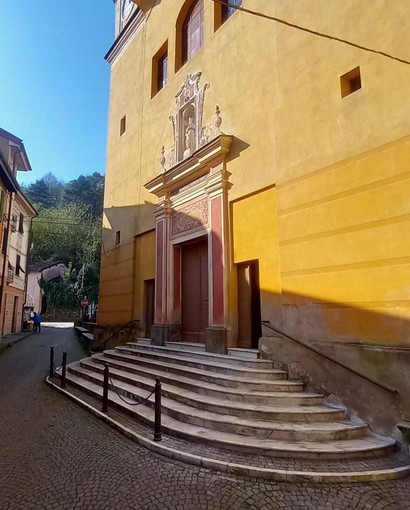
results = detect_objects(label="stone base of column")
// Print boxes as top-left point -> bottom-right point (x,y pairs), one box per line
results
150,323 -> 181,345
205,326 -> 228,354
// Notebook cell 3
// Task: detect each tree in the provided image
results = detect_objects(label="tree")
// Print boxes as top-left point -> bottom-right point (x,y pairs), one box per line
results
63,172 -> 105,219
30,204 -> 102,309
23,172 -> 64,209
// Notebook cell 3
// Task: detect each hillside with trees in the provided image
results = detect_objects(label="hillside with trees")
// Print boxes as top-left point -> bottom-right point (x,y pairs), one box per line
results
23,172 -> 104,315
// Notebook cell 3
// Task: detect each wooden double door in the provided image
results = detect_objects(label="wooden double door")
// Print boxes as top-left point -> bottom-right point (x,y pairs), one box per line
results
181,238 -> 208,342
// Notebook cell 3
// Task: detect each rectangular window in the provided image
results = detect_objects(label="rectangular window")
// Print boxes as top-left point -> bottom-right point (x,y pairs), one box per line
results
152,42 -> 168,97
222,0 -> 242,24
157,53 -> 168,92
120,116 -> 127,136
340,67 -> 362,98
2,228 -> 8,253
16,254 -> 21,276
115,230 -> 121,246
18,213 -> 24,234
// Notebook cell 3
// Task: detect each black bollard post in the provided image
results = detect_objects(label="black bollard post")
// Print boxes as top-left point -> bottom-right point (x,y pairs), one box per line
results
154,377 -> 162,442
102,363 -> 109,413
61,352 -> 67,389
49,346 -> 54,378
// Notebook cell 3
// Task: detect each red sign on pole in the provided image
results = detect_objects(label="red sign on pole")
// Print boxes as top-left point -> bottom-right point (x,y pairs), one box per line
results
81,299 -> 89,308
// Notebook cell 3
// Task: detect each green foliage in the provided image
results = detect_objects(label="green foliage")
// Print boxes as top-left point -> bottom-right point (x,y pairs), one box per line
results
23,172 -> 64,209
39,278 -> 81,309
63,172 -> 104,219
27,172 -> 104,311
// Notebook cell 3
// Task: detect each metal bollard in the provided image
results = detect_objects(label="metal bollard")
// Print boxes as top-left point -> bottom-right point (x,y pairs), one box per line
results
154,377 -> 162,442
61,352 -> 67,389
102,363 -> 109,413
49,346 -> 54,378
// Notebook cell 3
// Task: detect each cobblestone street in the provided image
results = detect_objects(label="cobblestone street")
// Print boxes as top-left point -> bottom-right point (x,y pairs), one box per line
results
0,324 -> 409,510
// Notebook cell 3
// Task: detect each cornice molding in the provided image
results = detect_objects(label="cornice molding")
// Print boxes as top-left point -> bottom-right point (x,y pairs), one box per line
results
145,135 -> 232,197
105,8 -> 145,65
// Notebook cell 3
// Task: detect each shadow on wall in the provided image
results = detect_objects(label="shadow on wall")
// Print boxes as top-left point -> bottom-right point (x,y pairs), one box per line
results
98,202 -> 156,332
259,288 -> 410,440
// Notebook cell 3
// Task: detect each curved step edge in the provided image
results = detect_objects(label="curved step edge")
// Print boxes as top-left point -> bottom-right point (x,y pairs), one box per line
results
46,376 -> 410,483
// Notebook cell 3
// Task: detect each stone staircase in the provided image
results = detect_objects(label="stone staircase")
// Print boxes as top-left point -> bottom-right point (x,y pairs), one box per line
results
61,339 -> 410,481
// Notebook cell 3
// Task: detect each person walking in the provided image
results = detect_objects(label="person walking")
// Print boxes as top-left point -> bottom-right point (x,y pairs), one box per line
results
33,312 -> 42,333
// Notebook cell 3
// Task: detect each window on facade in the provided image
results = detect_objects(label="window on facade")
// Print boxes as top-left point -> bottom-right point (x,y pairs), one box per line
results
221,0 -> 241,23
182,0 -> 204,65
340,67 -> 362,98
120,116 -> 127,136
16,254 -> 21,276
18,213 -> 24,234
115,230 -> 121,246
1,228 -> 7,253
152,42 -> 168,97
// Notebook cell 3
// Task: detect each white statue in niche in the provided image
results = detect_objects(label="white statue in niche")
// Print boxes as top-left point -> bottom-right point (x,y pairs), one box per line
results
183,116 -> 196,158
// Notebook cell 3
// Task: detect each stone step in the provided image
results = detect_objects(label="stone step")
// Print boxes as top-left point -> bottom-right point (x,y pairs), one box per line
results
91,353 -> 322,405
81,358 -> 350,431
227,348 -> 259,360
65,367 -> 396,460
165,341 -> 205,352
115,346 -> 284,380
103,349 -> 303,391
134,338 -> 151,346
127,342 -> 272,369
77,359 -> 363,441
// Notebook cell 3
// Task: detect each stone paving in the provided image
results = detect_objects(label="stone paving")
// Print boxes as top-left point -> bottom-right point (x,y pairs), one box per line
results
0,324 -> 409,510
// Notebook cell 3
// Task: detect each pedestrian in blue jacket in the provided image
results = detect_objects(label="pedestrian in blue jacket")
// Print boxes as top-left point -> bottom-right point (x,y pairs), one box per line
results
33,312 -> 42,333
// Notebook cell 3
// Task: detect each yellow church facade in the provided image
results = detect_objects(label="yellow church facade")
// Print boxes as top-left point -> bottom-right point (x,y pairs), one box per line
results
99,0 -> 410,370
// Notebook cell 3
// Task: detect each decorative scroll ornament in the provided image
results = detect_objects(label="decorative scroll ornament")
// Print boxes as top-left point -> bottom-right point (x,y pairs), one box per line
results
159,74 -> 224,173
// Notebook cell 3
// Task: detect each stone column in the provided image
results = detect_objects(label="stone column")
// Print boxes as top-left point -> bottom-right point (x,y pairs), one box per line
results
205,161 -> 231,353
151,198 -> 172,345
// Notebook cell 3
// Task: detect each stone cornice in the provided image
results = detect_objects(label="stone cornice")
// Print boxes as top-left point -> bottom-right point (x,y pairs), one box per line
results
145,135 -> 232,197
105,8 -> 145,65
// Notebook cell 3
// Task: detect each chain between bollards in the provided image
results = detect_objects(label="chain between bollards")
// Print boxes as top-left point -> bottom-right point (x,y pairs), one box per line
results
102,363 -> 109,413
49,346 -> 54,378
61,352 -> 67,389
154,377 -> 162,442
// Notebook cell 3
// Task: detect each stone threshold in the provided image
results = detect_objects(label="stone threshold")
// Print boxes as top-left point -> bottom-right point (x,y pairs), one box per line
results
46,376 -> 410,483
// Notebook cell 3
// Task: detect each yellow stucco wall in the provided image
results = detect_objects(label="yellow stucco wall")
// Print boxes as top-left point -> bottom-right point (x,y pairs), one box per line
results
99,238 -> 134,325
101,0 -> 410,345
232,187 -> 282,326
278,136 -> 410,345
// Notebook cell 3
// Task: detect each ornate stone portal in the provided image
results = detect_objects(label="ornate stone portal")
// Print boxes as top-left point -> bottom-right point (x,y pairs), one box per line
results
146,74 -> 232,353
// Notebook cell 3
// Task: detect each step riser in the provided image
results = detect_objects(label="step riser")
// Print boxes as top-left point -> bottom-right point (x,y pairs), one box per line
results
72,366 -> 351,440
65,371 -> 393,461
104,351 -> 302,391
165,341 -> 205,352
92,356 -> 321,405
227,348 -> 259,360
161,406 -> 364,441
166,426 -> 395,461
116,347 -> 283,380
127,342 -> 271,369
82,361 -> 330,423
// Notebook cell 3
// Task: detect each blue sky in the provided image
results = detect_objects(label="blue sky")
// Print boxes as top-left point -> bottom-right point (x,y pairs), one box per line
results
0,0 -> 114,185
